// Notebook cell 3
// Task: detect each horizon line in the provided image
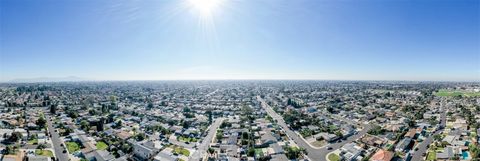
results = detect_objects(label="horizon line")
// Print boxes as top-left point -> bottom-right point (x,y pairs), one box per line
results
2,78 -> 480,83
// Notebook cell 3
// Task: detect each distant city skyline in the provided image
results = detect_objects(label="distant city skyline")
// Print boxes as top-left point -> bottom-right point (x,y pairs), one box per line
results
1,0 -> 479,82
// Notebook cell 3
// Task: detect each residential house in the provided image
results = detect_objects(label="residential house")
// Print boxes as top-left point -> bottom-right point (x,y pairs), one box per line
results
369,149 -> 393,161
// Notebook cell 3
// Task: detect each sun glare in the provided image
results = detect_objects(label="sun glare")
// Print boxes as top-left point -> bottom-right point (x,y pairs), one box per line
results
188,0 -> 222,16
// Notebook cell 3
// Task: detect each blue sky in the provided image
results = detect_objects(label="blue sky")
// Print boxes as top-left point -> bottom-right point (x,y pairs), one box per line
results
1,0 -> 479,81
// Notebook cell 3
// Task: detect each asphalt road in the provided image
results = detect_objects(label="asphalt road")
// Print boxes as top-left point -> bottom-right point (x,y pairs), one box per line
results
169,135 -> 195,149
411,106 -> 446,161
189,118 -> 225,161
21,144 -> 52,149
257,96 -> 372,161
45,114 -> 70,161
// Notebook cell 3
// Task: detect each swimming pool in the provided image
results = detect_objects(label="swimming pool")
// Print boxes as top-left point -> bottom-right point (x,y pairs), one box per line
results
462,151 -> 469,160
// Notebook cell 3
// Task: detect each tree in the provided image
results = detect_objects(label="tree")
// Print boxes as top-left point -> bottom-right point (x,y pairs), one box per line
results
206,110 -> 213,124
135,133 -> 146,141
407,118 -> 416,128
50,105 -> 56,114
208,148 -> 215,155
182,120 -> 190,129
335,131 -> 344,138
89,109 -> 97,115
8,132 -> 22,143
147,102 -> 154,110
247,148 -> 255,157
36,117 -> 47,128
101,104 -> 109,114
113,120 -> 122,129
4,145 -> 16,154
469,144 -> 480,159
97,117 -> 105,131
107,114 -> 115,123
37,143 -> 47,150
67,110 -> 78,119
285,146 -> 305,159
368,125 -> 386,135
80,120 -> 90,131
433,134 -> 442,141
63,127 -> 73,136
216,130 -> 223,140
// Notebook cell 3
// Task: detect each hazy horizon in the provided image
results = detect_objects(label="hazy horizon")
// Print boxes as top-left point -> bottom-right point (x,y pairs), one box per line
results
1,0 -> 479,81
3,76 -> 480,83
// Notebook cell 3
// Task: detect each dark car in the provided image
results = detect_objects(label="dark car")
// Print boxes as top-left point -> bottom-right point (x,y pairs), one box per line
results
63,150 -> 67,153
327,147 -> 333,150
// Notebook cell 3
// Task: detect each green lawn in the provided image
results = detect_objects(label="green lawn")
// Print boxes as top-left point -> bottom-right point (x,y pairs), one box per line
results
435,147 -> 444,152
470,132 -> 477,138
178,136 -> 198,142
385,144 -> 394,150
328,153 -> 340,161
435,89 -> 480,97
35,150 -> 54,157
66,142 -> 81,153
28,139 -> 38,145
96,141 -> 108,150
174,147 -> 190,156
426,151 -> 436,161
255,148 -> 265,157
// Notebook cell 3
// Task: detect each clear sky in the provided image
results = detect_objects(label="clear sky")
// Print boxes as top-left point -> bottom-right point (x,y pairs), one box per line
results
1,0 -> 479,81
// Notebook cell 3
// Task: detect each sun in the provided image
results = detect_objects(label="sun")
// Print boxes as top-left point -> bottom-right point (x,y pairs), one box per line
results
188,0 -> 222,16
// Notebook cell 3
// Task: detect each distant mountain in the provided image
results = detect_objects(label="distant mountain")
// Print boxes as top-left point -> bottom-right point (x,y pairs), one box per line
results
8,76 -> 86,83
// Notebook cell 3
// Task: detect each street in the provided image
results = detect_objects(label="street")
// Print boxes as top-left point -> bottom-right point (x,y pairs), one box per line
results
189,117 -> 225,161
257,96 -> 371,161
169,135 -> 195,149
411,106 -> 446,161
45,114 -> 70,161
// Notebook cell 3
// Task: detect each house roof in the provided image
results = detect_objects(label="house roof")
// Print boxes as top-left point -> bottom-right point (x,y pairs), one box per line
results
404,129 -> 416,138
436,147 -> 454,159
370,149 -> 393,161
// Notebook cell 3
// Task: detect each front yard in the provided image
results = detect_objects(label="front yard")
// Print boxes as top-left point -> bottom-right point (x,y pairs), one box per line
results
96,141 -> 108,150
66,141 -> 81,153
426,151 -> 436,161
311,140 -> 327,147
28,139 -> 38,145
35,149 -> 54,157
173,147 -> 190,156
178,136 -> 198,142
327,153 -> 340,161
